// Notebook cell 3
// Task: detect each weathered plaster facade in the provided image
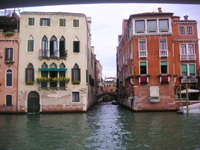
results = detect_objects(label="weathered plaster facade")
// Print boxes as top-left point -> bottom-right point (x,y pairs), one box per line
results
18,11 -> 96,113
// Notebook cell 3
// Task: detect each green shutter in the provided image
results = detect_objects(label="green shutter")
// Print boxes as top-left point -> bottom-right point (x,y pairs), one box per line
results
72,68 -> 74,81
40,18 -> 42,26
28,40 -> 33,52
189,64 -> 195,75
181,64 -> 187,72
140,62 -> 146,66
25,68 -> 28,82
161,61 -> 167,66
78,68 -> 81,81
47,18 -> 50,26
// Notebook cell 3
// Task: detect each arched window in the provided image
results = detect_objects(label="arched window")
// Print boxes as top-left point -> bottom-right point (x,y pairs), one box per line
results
59,36 -> 66,58
6,69 -> 12,86
72,63 -> 80,82
41,35 -> 48,58
73,36 -> 80,53
50,35 -> 58,57
60,63 -> 66,68
41,63 -> 48,88
50,62 -> 57,87
25,63 -> 34,83
27,35 -> 34,52
50,62 -> 57,68
41,62 -> 48,68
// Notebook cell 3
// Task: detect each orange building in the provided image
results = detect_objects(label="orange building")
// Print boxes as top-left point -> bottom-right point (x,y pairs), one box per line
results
117,8 -> 199,111
0,10 -> 20,113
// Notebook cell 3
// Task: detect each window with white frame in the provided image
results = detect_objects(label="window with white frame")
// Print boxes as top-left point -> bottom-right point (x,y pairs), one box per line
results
139,39 -> 147,57
160,61 -> 168,74
6,69 -> 12,87
180,44 -> 195,54
159,38 -> 167,50
140,62 -> 147,74
73,19 -> 79,27
179,26 -> 185,35
60,19 -> 66,27
187,26 -> 193,35
159,19 -> 169,32
28,18 -> 35,26
135,20 -> 145,33
40,18 -> 50,26
72,92 -> 80,102
27,35 -> 34,52
181,64 -> 195,76
5,48 -> 13,62
6,95 -> 12,106
147,19 -> 157,32
25,63 -> 34,83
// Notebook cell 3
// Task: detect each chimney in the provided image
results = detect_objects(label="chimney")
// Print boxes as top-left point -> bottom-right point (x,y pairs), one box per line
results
184,15 -> 188,20
158,7 -> 162,13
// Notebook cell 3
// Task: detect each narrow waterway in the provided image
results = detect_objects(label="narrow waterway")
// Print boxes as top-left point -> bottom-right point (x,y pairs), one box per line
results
0,102 -> 200,150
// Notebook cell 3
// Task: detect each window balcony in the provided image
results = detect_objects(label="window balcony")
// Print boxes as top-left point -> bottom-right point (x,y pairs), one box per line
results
158,74 -> 171,83
39,49 -> 67,59
137,74 -> 151,84
181,76 -> 198,84
159,49 -> 168,57
180,54 -> 196,61
139,50 -> 147,58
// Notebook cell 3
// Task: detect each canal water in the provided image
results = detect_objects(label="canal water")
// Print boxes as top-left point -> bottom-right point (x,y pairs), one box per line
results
0,102 -> 200,150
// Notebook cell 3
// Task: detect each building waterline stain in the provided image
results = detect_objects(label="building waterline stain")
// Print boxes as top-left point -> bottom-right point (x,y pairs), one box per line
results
0,102 -> 200,150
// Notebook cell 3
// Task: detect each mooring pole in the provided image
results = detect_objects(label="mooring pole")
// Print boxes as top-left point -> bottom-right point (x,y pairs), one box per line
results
180,85 -> 182,108
186,84 -> 189,115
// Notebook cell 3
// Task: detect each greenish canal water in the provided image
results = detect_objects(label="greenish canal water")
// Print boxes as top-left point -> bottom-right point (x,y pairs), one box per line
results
0,102 -> 200,150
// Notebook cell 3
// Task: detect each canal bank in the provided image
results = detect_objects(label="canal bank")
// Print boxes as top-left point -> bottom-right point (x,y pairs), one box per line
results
0,101 -> 200,150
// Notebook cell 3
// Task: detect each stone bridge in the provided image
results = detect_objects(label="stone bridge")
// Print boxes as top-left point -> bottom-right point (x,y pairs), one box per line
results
96,92 -> 117,100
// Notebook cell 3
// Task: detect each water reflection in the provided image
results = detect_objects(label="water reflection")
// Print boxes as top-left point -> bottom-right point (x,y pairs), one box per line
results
0,102 -> 200,150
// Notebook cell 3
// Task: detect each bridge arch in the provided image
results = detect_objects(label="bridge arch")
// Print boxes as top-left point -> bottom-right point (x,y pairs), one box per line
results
96,93 -> 117,101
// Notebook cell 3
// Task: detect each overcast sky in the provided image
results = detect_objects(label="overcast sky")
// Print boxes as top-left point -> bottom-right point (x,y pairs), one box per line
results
20,3 -> 200,78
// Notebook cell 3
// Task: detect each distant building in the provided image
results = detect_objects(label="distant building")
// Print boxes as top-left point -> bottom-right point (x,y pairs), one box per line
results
0,9 -> 20,113
95,59 -> 103,100
18,11 -> 96,113
117,8 -> 200,111
103,77 -> 116,93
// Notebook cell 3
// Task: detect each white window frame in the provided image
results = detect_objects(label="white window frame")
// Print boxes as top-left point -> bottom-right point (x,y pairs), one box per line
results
138,38 -> 147,58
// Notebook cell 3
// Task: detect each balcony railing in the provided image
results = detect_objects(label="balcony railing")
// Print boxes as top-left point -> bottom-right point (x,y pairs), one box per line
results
39,49 -> 67,59
139,50 -> 147,58
181,76 -> 198,84
180,54 -> 196,61
159,49 -> 168,57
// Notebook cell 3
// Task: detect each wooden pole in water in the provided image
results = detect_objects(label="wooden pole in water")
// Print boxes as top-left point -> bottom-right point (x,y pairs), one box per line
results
186,84 -> 189,115
180,85 -> 182,108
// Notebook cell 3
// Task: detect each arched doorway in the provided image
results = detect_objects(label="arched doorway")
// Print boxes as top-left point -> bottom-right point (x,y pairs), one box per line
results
27,91 -> 40,113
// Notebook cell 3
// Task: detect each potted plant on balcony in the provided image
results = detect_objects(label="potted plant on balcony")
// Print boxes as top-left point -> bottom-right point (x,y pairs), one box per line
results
3,32 -> 15,37
26,81 -> 34,85
5,60 -> 14,64
72,81 -> 80,85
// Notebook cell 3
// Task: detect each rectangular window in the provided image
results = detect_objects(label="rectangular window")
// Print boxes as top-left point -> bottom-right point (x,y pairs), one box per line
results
147,20 -> 157,32
181,64 -> 196,76
40,18 -> 50,26
138,39 -> 147,58
160,38 -> 167,50
181,64 -> 187,76
180,44 -> 187,54
41,71 -> 48,88
25,68 -> 34,82
6,70 -> 12,87
135,20 -> 145,33
188,44 -> 194,54
140,62 -> 147,74
72,92 -> 80,102
60,19 -> 66,27
27,40 -> 34,52
187,26 -> 193,35
5,48 -> 13,62
159,19 -> 169,32
161,61 -> 167,74
50,71 -> 57,87
6,95 -> 12,106
139,39 -> 146,50
73,19 -> 79,27
179,26 -> 185,35
73,41 -> 80,52
72,68 -> 81,82
28,18 -> 35,26
59,71 -> 65,88
189,64 -> 195,76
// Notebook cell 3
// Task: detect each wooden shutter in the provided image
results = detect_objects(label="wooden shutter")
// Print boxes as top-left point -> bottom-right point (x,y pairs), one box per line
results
5,48 -> 8,61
